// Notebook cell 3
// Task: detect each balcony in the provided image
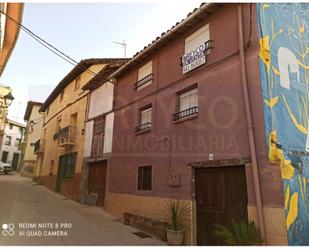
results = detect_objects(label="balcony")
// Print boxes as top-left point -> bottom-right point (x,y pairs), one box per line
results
135,122 -> 151,133
34,139 -> 44,154
58,125 -> 77,147
134,74 -> 153,90
173,106 -> 199,121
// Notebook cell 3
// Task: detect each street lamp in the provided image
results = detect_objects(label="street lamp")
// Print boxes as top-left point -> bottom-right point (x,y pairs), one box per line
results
4,92 -> 14,107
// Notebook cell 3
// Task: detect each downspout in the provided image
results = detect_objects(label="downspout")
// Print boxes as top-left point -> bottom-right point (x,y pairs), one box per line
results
237,4 -> 266,241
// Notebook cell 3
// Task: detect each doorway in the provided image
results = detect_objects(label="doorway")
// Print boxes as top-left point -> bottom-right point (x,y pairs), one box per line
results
88,160 -> 107,206
195,166 -> 248,245
56,153 -> 77,193
12,153 -> 20,171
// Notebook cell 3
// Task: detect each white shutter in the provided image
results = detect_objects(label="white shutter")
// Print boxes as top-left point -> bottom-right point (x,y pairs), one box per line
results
138,61 -> 152,80
185,24 -> 210,53
141,108 -> 152,124
179,88 -> 198,111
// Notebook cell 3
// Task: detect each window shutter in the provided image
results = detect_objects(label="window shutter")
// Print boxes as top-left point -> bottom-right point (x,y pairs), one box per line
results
138,61 -> 152,80
185,24 -> 210,53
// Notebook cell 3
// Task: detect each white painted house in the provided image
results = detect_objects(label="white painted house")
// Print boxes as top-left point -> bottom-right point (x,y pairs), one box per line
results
0,119 -> 26,170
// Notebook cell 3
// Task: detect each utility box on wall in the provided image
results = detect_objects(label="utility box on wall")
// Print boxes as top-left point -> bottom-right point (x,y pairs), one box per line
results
168,172 -> 180,187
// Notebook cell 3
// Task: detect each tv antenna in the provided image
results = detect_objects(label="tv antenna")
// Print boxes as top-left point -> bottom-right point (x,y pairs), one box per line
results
113,40 -> 127,58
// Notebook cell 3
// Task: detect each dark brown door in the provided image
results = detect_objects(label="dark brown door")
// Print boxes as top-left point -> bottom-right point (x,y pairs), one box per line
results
88,161 -> 107,206
195,166 -> 248,245
12,153 -> 20,171
56,155 -> 66,193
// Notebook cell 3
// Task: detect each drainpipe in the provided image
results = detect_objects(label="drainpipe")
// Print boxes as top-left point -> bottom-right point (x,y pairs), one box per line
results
237,4 -> 266,242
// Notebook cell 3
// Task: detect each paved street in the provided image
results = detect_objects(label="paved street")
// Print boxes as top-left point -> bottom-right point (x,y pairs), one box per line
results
0,173 -> 165,246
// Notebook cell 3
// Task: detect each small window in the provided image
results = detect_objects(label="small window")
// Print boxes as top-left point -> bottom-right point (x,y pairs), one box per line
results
138,166 -> 152,191
135,61 -> 153,90
135,106 -> 152,132
46,107 -> 49,115
15,138 -> 21,147
173,87 -> 199,121
1,151 -> 8,163
59,90 -> 64,102
4,136 -> 11,146
74,76 -> 81,91
9,123 -> 13,129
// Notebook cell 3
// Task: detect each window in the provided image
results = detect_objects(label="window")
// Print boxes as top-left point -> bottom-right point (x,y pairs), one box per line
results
4,136 -> 11,146
54,117 -> 61,139
46,107 -> 49,115
91,116 -> 105,157
1,151 -> 8,163
135,106 -> 152,132
182,24 -> 213,74
59,90 -> 64,102
185,24 -> 210,53
74,76 -> 81,91
135,61 -> 153,90
173,87 -> 198,121
15,138 -> 21,147
138,166 -> 152,191
70,113 -> 78,126
9,123 -> 13,129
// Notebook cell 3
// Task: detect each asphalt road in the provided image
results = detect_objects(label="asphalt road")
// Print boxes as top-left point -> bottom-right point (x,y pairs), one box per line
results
0,173 -> 165,246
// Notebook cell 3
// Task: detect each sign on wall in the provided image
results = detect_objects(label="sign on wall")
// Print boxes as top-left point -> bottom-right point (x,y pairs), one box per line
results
182,42 -> 208,74
257,3 -> 309,245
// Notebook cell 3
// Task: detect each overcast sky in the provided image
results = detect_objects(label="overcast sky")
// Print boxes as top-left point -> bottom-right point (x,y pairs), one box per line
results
1,1 -> 203,123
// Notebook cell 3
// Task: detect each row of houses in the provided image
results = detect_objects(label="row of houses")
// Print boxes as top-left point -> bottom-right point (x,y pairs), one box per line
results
20,3 -> 309,245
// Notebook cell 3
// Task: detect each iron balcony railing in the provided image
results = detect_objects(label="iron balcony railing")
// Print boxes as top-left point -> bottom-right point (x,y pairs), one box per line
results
58,125 -> 77,146
173,106 -> 199,121
134,74 -> 153,90
34,139 -> 45,154
135,122 -> 152,132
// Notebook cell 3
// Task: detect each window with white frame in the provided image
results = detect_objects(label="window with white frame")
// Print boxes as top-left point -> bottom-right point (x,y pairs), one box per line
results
136,106 -> 152,132
174,87 -> 198,121
180,88 -> 198,111
135,61 -> 153,90
185,24 -> 210,53
141,107 -> 152,125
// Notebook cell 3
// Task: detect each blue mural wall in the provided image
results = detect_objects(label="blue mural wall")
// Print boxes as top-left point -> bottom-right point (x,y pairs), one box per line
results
257,3 -> 309,245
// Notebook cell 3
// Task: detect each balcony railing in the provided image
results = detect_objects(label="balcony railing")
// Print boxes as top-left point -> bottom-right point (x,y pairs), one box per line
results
173,106 -> 199,121
135,122 -> 152,132
134,74 -> 153,90
34,139 -> 45,154
58,125 -> 77,147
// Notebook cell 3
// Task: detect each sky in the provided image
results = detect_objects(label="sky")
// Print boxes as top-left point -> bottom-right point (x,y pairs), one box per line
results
0,1 -> 203,124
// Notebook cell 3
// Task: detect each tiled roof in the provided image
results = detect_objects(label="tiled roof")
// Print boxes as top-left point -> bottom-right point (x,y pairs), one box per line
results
109,3 -> 222,78
40,58 -> 126,112
24,101 -> 43,121
82,59 -> 130,91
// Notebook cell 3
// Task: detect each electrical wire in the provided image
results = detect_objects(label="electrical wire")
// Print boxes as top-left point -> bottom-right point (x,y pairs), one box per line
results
0,9 -> 98,77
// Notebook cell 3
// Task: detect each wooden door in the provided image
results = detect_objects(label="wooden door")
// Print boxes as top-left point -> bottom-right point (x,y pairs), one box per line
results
91,116 -> 105,157
88,161 -> 107,206
56,155 -> 66,193
195,166 -> 248,245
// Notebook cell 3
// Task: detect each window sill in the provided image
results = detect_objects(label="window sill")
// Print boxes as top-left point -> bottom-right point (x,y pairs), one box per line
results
135,128 -> 151,135
173,113 -> 198,124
